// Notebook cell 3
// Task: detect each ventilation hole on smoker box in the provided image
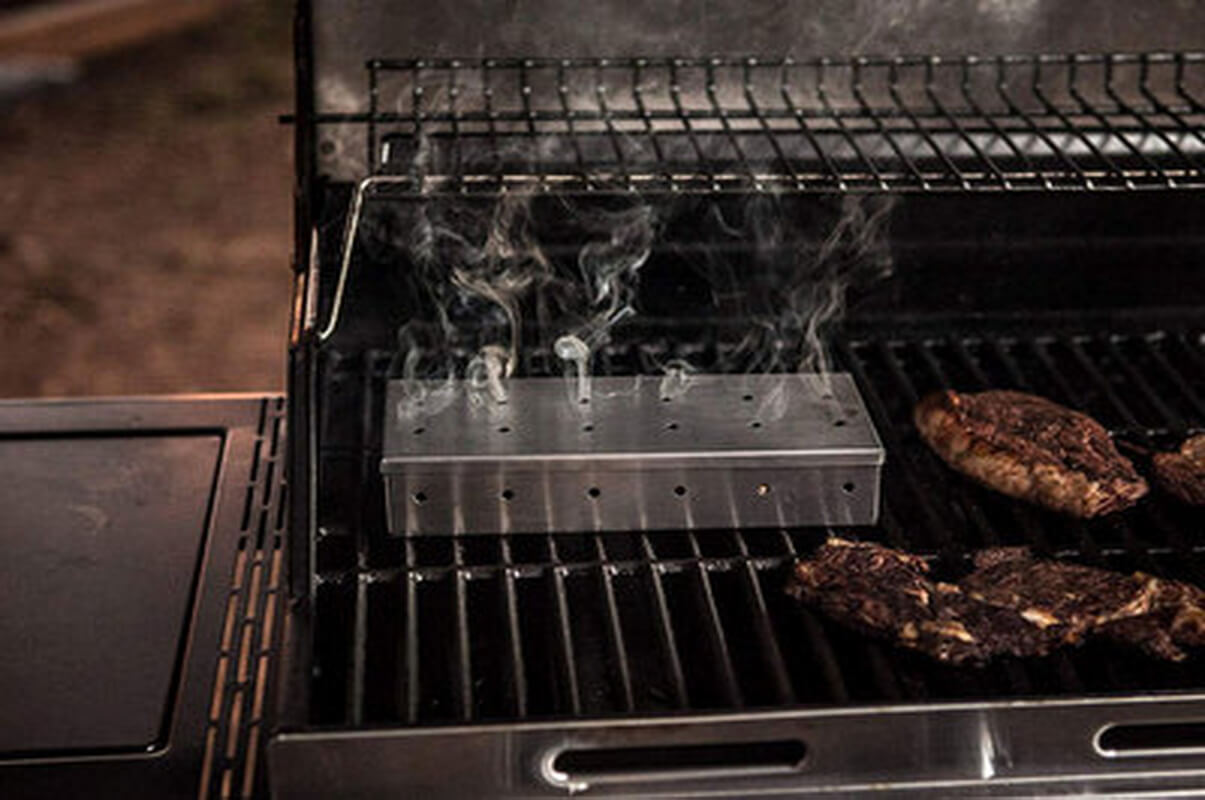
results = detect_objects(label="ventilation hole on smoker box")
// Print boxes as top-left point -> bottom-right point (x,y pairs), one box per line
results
501,489 -> 515,501
661,396 -> 672,402
587,487 -> 601,499
412,427 -> 425,435
742,394 -> 754,401
842,482 -> 856,494
580,397 -> 590,405
750,421 -> 763,429
583,424 -> 594,432
665,422 -> 679,431
412,491 -> 428,505
833,419 -> 847,427
498,426 -> 511,434
674,485 -> 687,497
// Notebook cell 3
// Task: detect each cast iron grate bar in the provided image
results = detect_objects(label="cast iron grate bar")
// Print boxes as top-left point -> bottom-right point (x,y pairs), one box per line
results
593,535 -> 637,712
452,539 -> 474,720
318,53 -> 1205,192
685,532 -> 745,707
547,534 -> 584,715
732,530 -> 797,705
498,537 -> 530,718
311,323 -> 1205,727
404,540 -> 420,722
640,534 -> 691,709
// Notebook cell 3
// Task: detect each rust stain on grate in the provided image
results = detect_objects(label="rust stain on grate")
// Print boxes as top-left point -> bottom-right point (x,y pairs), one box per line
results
199,397 -> 287,800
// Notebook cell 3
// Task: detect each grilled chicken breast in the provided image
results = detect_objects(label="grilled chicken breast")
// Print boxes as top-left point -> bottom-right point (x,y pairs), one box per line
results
914,390 -> 1148,517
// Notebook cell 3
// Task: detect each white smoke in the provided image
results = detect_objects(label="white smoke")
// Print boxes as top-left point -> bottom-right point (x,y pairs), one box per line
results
553,202 -> 656,405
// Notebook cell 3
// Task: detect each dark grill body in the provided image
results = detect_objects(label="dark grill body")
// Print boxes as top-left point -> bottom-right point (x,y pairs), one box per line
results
273,3 -> 1205,796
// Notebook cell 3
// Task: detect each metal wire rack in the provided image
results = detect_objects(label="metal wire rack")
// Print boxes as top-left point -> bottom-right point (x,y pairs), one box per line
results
313,53 -> 1205,192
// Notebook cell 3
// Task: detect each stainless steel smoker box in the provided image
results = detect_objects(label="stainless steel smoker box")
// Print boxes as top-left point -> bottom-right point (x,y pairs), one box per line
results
381,373 -> 883,535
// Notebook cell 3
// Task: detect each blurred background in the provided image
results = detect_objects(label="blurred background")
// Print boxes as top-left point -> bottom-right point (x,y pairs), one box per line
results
0,0 -> 292,397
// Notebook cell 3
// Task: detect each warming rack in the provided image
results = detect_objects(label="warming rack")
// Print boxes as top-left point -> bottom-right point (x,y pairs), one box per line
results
310,53 -> 1205,193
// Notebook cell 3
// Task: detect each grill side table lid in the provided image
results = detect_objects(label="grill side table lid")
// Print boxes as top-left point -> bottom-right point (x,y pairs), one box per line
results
0,433 -> 221,754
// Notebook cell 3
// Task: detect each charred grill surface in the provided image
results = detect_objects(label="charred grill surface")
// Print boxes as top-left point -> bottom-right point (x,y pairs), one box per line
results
789,540 -> 1205,665
1153,434 -> 1205,505
915,390 -> 1149,518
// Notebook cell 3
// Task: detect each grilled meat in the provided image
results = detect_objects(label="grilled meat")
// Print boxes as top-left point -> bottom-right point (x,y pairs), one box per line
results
1152,434 -> 1205,505
786,538 -> 1060,665
914,390 -> 1148,517
962,547 -> 1205,662
787,539 -> 1205,665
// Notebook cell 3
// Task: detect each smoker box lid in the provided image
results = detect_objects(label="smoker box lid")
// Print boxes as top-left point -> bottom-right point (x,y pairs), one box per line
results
381,373 -> 883,471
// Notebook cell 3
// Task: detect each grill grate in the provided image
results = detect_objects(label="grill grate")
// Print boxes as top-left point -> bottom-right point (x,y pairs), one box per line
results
311,322 -> 1205,726
316,53 -> 1205,191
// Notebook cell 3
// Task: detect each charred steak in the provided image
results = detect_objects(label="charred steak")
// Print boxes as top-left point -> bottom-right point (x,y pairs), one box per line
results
786,538 -> 1061,665
787,539 -> 1205,665
961,547 -> 1205,662
914,390 -> 1148,517
1152,434 -> 1205,505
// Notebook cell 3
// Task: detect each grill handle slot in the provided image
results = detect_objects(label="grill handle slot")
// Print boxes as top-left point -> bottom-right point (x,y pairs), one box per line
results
544,739 -> 807,786
1096,721 -> 1205,757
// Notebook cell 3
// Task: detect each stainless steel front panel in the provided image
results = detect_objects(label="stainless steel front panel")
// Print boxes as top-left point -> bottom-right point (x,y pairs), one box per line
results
270,694 -> 1205,798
